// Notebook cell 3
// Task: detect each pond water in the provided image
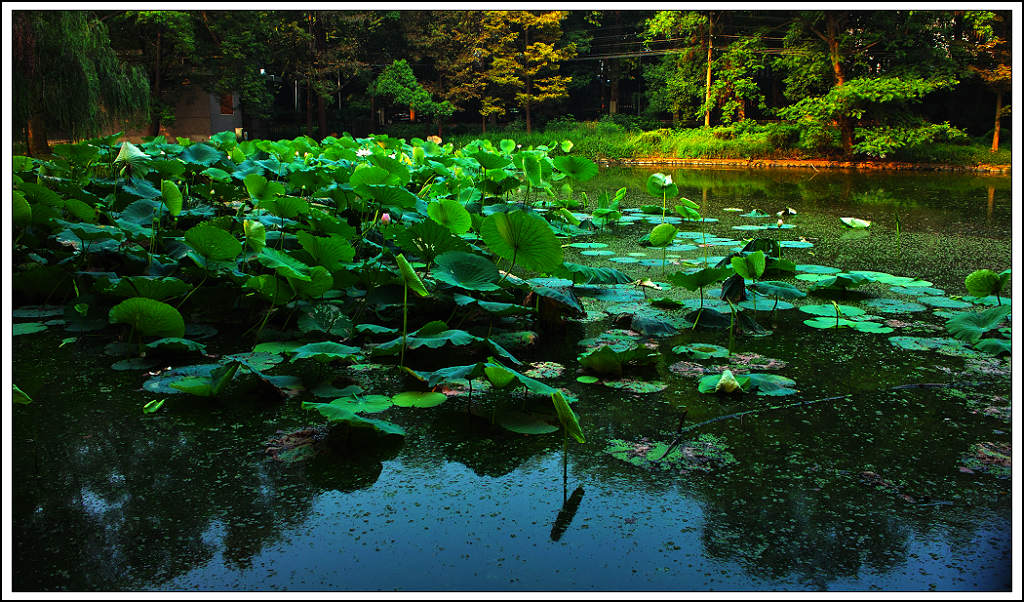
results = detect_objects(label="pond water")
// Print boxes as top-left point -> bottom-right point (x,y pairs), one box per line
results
11,166 -> 1014,592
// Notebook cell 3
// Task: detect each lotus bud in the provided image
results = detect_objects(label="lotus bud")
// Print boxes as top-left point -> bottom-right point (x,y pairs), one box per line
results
777,218 -> 784,228
380,212 -> 392,226
715,369 -> 742,394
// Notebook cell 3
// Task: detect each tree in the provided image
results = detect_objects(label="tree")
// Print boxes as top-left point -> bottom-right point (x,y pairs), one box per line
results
707,34 -> 769,123
372,59 -> 454,134
960,11 -> 1012,152
775,11 -> 964,158
645,11 -> 717,127
12,10 -> 150,155
484,11 -> 576,134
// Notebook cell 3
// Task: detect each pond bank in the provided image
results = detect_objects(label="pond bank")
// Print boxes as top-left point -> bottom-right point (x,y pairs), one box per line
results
598,156 -> 1012,174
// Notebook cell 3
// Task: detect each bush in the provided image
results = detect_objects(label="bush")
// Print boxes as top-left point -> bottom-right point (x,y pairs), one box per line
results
544,114 -> 578,130
763,122 -> 801,148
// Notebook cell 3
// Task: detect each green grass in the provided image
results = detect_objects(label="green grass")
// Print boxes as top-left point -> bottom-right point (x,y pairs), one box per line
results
447,121 -> 1010,168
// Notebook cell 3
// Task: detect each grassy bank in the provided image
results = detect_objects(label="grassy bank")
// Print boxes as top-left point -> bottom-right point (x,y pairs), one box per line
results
446,120 -> 1011,169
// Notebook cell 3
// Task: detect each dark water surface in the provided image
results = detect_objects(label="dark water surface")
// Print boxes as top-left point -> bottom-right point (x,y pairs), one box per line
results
11,167 -> 1014,591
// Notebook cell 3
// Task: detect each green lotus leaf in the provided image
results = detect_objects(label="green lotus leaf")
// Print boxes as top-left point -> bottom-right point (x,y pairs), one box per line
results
12,191 -> 32,225
202,167 -> 232,182
552,391 -> 585,443
552,155 -> 598,182
917,295 -> 973,309
109,297 -> 185,338
145,338 -> 207,354
396,253 -> 429,297
258,247 -> 311,281
649,223 -> 678,247
469,150 -> 513,170
645,173 -> 678,198
731,251 -> 766,281
481,210 -> 563,273
945,305 -> 1011,344
302,402 -> 406,436
672,343 -> 729,359
160,180 -> 183,216
13,384 -> 33,405
13,323 -> 47,336
744,373 -> 799,396
391,391 -> 448,408
750,281 -> 805,301
556,262 -> 634,285
484,363 -> 517,388
349,164 -> 390,187
104,276 -> 191,301
243,274 -> 293,305
243,173 -> 286,202
114,141 -> 150,170
289,265 -> 333,298
974,338 -> 1010,355
244,219 -> 266,251
167,362 -> 240,397
861,298 -> 927,314
798,304 -> 866,318
185,222 -> 242,261
308,394 -> 391,413
179,142 -> 222,167
290,341 -> 361,363
397,218 -> 473,262
965,269 -> 1010,298
427,198 -> 473,234
432,251 -> 500,292
367,153 -> 411,185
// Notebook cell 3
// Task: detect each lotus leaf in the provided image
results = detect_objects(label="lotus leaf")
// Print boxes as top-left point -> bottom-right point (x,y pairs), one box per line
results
605,434 -> 737,472
433,251 -> 500,291
104,276 -> 191,301
167,362 -> 240,397
398,219 -> 472,262
243,173 -> 286,202
109,297 -> 185,338
861,298 -> 928,314
258,247 -> 311,282
552,391 -> 585,443
185,223 -> 242,261
244,275 -> 294,305
396,253 -> 429,297
602,379 -> 668,393
552,155 -> 598,182
731,251 -> 766,281
160,180 -> 183,216
179,142 -> 222,167
392,391 -> 448,408
290,342 -> 361,363
303,403 -> 406,436
964,269 -> 1010,298
672,343 -> 729,359
145,338 -> 207,354
945,305 -> 1011,344
974,338 -> 1010,355
645,173 -> 678,198
840,217 -> 872,228
481,210 -> 563,273
917,296 -> 972,309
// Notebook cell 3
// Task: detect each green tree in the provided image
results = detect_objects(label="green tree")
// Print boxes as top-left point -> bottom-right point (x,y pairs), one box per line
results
12,10 -> 150,155
372,58 -> 454,134
707,33 -> 769,123
484,11 -> 577,133
775,11 -> 964,158
644,11 -> 717,127
960,11 -> 1012,152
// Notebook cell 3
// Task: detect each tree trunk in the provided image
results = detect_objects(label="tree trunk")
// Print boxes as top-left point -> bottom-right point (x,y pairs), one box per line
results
150,31 -> 162,137
824,14 -> 852,157
409,106 -> 415,123
27,112 -> 50,157
317,93 -> 327,139
991,90 -> 1002,152
704,13 -> 714,128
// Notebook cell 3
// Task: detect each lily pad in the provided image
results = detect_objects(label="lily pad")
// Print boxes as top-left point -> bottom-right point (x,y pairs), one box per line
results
605,434 -> 737,473
392,391 -> 448,408
795,264 -> 841,274
672,342 -> 729,359
861,298 -> 928,314
917,296 -> 973,309
602,379 -> 668,394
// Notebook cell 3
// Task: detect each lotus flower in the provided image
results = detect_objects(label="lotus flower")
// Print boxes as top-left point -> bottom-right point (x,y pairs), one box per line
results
380,212 -> 392,226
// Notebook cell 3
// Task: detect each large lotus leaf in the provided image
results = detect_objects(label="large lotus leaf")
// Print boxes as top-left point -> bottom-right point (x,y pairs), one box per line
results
244,219 -> 266,251
415,362 -> 487,387
798,303 -> 866,318
469,150 -> 513,170
243,275 -> 294,305
185,223 -> 242,260
481,210 -> 563,273
259,195 -> 309,219
645,173 -> 678,198
552,155 -> 598,183
290,341 -> 361,363
861,298 -> 927,314
349,164 -> 390,187
698,370 -> 749,394
13,191 -> 32,225
578,345 -> 658,377
179,142 -> 223,167
945,305 -> 1011,344
917,295 -> 972,309
55,142 -> 101,166
258,247 -> 311,282
392,391 -> 448,408
303,403 -> 405,436
974,338 -> 1010,355
121,178 -> 162,199
114,141 -> 150,171
396,253 -> 429,296
166,362 -> 240,397
672,343 -> 730,359
160,180 -> 183,216
374,325 -> 478,355
397,219 -> 472,262
304,395 -> 392,414
296,231 -> 355,270
366,153 -> 411,185
109,297 -> 185,338
145,338 -> 207,354
363,184 -> 419,209
298,304 -> 352,336
290,265 -> 334,298
669,267 -> 733,292
731,251 -> 766,281
751,280 -> 806,300
744,373 -> 799,396
964,269 -> 1010,297
888,336 -> 982,357
104,276 -> 191,301
649,223 -> 678,247
202,167 -> 232,182
453,294 -> 530,316
432,251 -> 500,291
13,323 -> 47,336
427,198 -> 472,234
244,173 -> 286,202
796,264 -> 842,274
556,262 -> 633,285
484,363 -> 517,388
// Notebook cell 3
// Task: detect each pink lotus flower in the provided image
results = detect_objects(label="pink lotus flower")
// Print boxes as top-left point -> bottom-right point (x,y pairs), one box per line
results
380,212 -> 392,225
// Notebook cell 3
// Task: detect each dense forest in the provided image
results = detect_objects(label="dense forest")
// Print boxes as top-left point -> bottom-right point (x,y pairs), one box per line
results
11,9 -> 1013,159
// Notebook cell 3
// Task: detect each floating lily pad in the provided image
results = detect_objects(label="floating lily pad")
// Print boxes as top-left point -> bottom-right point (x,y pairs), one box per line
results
609,256 -> 640,264
12,305 -> 65,319
605,434 -> 737,473
566,242 -> 609,249
778,240 -> 813,248
602,379 -> 668,394
494,409 -> 560,435
890,285 -> 945,296
887,336 -> 984,358
798,304 -> 866,318
576,375 -> 600,384
392,391 -> 448,408
580,249 -> 616,257
917,296 -> 973,309
13,323 -> 47,336
523,361 -> 565,379
796,264 -> 841,274
672,342 -> 729,359
861,298 -> 928,314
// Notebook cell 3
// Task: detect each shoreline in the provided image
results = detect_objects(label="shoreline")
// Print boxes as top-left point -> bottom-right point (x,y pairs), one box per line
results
596,156 -> 1012,174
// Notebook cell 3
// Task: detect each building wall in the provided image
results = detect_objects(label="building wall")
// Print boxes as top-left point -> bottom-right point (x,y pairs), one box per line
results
121,84 -> 242,143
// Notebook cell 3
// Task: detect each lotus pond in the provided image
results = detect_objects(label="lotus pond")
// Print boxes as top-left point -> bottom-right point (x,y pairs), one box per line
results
10,134 -> 1014,591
